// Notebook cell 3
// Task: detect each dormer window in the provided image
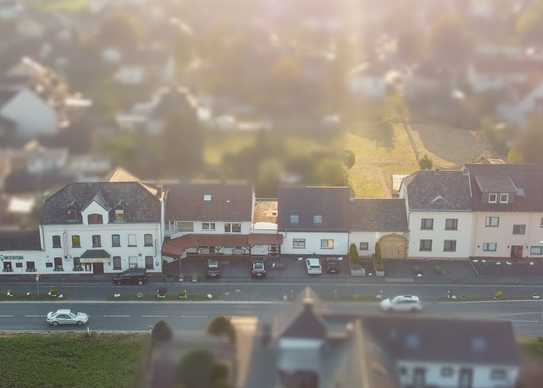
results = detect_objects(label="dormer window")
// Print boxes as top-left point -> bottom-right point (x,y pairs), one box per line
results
88,214 -> 103,224
290,214 -> 300,224
488,193 -> 498,204
313,215 -> 322,224
114,209 -> 125,222
499,193 -> 509,204
203,193 -> 212,202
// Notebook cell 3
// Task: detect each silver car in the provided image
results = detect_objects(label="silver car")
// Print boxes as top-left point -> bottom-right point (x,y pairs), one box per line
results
46,309 -> 89,326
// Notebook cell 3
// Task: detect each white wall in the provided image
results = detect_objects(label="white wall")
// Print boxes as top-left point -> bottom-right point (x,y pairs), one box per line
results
167,220 -> 252,237
280,232 -> 348,256
397,360 -> 518,388
0,250 -> 46,274
407,211 -> 474,259
472,212 -> 543,258
1,89 -> 57,137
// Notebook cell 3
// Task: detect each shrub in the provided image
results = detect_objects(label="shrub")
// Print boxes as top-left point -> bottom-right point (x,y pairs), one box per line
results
419,154 -> 433,170
151,320 -> 173,345
48,288 -> 60,297
373,242 -> 385,272
349,244 -> 360,267
495,290 -> 504,300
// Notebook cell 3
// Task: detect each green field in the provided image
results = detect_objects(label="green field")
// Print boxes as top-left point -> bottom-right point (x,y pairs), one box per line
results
0,334 -> 147,388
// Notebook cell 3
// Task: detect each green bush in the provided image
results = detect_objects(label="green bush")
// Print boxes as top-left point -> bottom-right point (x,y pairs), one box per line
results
151,320 -> 173,345
373,242 -> 385,272
349,244 -> 360,267
495,290 -> 504,300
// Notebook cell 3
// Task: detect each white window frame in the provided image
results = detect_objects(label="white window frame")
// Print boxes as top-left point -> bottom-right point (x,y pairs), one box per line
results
290,214 -> 300,224
512,224 -> 526,235
530,246 -> 543,256
292,239 -> 306,249
203,193 -> 212,201
320,239 -> 334,249
483,242 -> 497,252
112,256 -> 122,270
485,216 -> 500,227
175,221 -> 194,232
420,218 -> 434,230
128,234 -> 137,247
499,193 -> 509,204
445,218 -> 458,231
488,193 -> 498,204
419,239 -> 432,252
443,240 -> 457,252
202,222 -> 216,231
359,242 -> 369,251
313,215 -> 322,224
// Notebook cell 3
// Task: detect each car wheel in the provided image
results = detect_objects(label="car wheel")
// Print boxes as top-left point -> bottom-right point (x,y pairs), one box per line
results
52,321 -> 59,327
77,321 -> 84,326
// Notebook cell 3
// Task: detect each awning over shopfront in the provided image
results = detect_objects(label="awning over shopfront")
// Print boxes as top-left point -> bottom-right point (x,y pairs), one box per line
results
80,249 -> 111,263
162,233 -> 283,257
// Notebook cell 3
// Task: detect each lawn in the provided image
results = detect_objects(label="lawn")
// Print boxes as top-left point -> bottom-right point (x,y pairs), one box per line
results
0,333 -> 148,388
29,0 -> 90,12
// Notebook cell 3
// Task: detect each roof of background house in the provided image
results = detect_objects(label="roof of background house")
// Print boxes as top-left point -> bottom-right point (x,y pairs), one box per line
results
277,186 -> 351,232
4,169 -> 75,195
106,166 -> 158,196
41,182 -> 160,224
362,316 -> 520,366
467,163 -> 543,212
165,181 -> 253,222
350,199 -> 407,232
404,170 -> 471,211
0,230 -> 41,251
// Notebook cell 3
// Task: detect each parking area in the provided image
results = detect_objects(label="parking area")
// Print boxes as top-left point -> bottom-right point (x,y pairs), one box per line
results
177,255 -> 352,281
471,258 -> 543,278
383,259 -> 478,282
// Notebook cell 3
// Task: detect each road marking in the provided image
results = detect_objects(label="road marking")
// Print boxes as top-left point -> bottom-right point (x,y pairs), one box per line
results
103,314 -> 131,318
141,314 -> 168,318
0,315 -> 14,318
178,315 -> 208,319
24,314 -> 45,318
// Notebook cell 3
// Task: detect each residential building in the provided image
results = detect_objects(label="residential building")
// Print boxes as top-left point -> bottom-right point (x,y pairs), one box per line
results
162,182 -> 281,259
467,164 -> 543,259
40,181 -> 163,274
349,199 -> 408,259
0,231 -> 44,274
278,186 -> 350,256
401,170 -> 474,259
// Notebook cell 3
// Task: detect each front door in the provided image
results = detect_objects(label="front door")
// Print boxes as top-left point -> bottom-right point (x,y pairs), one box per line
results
459,368 -> 473,388
54,257 -> 63,271
93,262 -> 104,274
413,368 -> 426,388
3,261 -> 12,272
511,245 -> 523,259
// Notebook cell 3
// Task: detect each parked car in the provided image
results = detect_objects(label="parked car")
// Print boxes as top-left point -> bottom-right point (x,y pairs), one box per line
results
46,309 -> 89,326
324,257 -> 340,274
112,268 -> 148,285
380,295 -> 423,313
305,257 -> 322,275
207,259 -> 221,279
250,259 -> 267,278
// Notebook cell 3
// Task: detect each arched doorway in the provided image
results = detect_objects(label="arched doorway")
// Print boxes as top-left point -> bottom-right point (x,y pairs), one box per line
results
378,234 -> 408,259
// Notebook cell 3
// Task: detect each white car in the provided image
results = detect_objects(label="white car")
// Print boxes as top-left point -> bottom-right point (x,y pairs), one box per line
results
305,258 -> 322,275
46,309 -> 89,326
380,295 -> 423,313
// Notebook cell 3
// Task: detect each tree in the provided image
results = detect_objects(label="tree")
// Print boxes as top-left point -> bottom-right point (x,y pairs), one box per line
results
507,118 -> 543,164
311,158 -> 349,186
419,154 -> 433,170
428,16 -> 474,69
151,320 -> 173,345
256,158 -> 283,197
349,243 -> 360,267
343,150 -> 356,170
177,350 -> 232,388
207,316 -> 236,343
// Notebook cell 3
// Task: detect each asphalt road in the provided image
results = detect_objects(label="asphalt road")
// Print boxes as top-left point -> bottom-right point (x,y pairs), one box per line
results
1,300 -> 542,337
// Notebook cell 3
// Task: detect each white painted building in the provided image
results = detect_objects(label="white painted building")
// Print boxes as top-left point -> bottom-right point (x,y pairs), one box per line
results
278,186 -> 350,256
0,231 -> 44,274
401,170 -> 474,259
39,181 -> 163,274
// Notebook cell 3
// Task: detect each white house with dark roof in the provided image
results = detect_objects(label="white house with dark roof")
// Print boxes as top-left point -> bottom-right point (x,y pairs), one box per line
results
401,170 -> 474,259
40,181 -> 163,274
348,199 -> 409,259
278,186 -> 351,256
467,164 -> 543,259
0,231 -> 44,274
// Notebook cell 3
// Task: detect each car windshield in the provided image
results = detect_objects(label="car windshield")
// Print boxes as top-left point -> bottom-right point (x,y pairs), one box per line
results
254,262 -> 264,269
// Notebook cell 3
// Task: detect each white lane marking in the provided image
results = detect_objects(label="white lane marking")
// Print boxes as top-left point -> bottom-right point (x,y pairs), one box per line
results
0,315 -> 14,318
24,314 -> 45,318
141,314 -> 168,318
103,314 -> 131,318
178,315 -> 209,319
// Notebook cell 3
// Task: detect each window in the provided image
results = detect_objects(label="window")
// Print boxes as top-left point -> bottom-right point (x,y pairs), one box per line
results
88,214 -> 103,224
45,262 -> 53,268
73,257 -> 81,271
202,222 -> 216,231
440,367 -> 454,377
499,193 -> 509,204
15,262 -> 22,268
175,221 -> 194,232
92,235 -> 101,248
488,193 -> 498,203
203,193 -> 212,201
445,218 -> 458,231
513,224 -> 526,235
112,234 -> 120,247
443,240 -> 457,252
52,235 -> 61,249
290,214 -> 300,224
420,218 -> 433,230
128,234 -> 137,247
129,256 -> 138,269
483,242 -> 497,252
144,234 -> 153,247
292,239 -> 306,249
225,223 -> 242,233
419,239 -> 432,252
313,215 -> 322,224
490,369 -> 507,380
113,256 -> 122,270
530,246 -> 543,256
113,209 -> 125,222
485,216 -> 500,227
321,239 -> 334,249
145,256 -> 154,270
359,242 -> 369,251
71,235 -> 80,248
26,261 -> 36,272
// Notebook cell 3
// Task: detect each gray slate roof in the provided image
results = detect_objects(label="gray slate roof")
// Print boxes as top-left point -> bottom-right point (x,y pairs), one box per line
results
0,231 -> 41,251
467,164 -> 543,212
165,182 -> 253,222
404,170 -> 472,211
278,186 -> 351,232
41,182 -> 161,224
350,199 -> 407,232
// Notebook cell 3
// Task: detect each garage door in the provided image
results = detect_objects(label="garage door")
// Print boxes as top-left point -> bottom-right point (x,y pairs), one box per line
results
379,234 -> 407,259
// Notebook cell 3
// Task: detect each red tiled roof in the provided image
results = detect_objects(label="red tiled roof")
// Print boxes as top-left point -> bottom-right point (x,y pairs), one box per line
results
162,233 -> 282,257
